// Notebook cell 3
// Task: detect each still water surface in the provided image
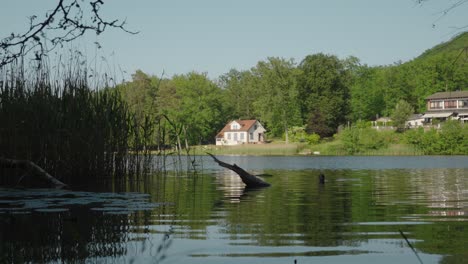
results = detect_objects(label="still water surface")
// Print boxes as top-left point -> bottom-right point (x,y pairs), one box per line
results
1,156 -> 468,264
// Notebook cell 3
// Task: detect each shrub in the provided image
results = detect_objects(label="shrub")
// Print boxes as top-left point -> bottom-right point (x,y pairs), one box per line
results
286,126 -> 320,145
337,125 -> 388,154
403,121 -> 468,155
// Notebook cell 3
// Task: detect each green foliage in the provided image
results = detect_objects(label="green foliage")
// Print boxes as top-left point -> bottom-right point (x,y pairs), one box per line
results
337,125 -> 389,155
0,63 -> 155,186
439,121 -> 468,154
168,72 -> 225,145
218,69 -> 258,120
285,126 -> 320,145
391,99 -> 414,132
349,66 -> 385,120
251,57 -> 303,139
298,53 -> 351,137
404,121 -> 468,155
118,71 -> 226,145
116,70 -> 160,122
349,32 -> 468,119
117,32 -> 468,147
418,32 -> 468,60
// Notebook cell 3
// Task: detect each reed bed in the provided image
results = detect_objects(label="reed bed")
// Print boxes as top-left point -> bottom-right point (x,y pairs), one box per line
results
0,61 -> 160,187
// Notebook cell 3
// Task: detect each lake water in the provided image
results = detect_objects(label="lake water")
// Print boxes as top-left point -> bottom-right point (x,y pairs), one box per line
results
1,156 -> 468,264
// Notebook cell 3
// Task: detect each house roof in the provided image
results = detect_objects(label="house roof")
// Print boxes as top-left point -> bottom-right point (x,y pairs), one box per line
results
376,117 -> 391,122
408,114 -> 424,121
216,120 -> 261,138
426,91 -> 468,100
422,112 -> 454,118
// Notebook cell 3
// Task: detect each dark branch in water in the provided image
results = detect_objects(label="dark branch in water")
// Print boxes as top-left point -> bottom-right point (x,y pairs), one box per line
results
399,229 -> 424,264
207,153 -> 270,188
0,158 -> 68,189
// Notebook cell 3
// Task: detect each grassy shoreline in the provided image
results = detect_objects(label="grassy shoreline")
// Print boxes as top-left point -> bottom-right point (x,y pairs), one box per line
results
191,141 -> 424,156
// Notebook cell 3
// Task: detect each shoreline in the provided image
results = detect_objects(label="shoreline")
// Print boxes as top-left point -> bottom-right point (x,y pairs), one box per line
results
190,142 -> 426,156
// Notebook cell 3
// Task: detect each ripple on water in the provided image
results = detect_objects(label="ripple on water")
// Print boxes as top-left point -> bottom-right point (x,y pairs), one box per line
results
0,188 -> 165,214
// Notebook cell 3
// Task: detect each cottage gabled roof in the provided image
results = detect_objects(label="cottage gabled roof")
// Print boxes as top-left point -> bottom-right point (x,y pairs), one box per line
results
216,120 -> 261,138
426,91 -> 468,100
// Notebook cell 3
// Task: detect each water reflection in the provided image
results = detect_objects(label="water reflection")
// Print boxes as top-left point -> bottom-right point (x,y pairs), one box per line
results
0,189 -> 162,263
1,157 -> 468,263
0,209 -> 133,263
213,170 -> 246,203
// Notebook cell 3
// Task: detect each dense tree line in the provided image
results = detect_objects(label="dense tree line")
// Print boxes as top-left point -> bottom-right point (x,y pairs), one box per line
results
117,32 -> 468,145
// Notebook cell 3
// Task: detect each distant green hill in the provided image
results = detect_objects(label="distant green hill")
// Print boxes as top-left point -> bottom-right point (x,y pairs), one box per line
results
415,31 -> 468,62
406,32 -> 468,111
349,31 -> 467,120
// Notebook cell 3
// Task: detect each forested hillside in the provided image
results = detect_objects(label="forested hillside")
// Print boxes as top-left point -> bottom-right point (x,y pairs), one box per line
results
351,32 -> 468,120
117,32 -> 468,145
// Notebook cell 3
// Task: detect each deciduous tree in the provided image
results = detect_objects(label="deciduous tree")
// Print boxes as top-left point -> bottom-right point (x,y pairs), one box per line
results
218,69 -> 258,120
391,99 -> 414,132
298,53 -> 350,137
251,57 -> 302,142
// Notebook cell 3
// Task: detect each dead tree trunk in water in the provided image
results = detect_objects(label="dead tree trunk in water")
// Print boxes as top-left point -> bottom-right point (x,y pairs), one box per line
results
207,153 -> 270,188
0,158 -> 68,189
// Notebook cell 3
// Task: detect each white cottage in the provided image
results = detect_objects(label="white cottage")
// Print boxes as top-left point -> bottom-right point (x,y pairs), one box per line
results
215,120 -> 266,146
407,114 -> 424,128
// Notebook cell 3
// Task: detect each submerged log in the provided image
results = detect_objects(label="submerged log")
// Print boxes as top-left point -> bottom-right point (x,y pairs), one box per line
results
0,158 -> 68,189
207,153 -> 270,188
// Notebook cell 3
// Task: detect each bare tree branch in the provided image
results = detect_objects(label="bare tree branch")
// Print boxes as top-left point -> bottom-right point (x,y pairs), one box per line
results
0,0 -> 138,68
415,0 -> 468,29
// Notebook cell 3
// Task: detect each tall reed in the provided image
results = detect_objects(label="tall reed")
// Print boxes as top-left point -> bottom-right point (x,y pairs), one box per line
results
0,59 -> 155,187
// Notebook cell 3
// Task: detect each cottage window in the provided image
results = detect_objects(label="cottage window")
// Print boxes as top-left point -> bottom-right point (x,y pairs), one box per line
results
459,100 -> 468,108
240,133 -> 244,140
227,133 -> 231,140
445,100 -> 457,109
254,125 -> 258,130
249,133 -> 254,140
430,101 -> 443,109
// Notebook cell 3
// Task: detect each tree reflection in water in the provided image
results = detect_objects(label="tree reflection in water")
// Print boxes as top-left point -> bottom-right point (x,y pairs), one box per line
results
1,209 -> 129,262
0,189 -> 162,263
1,162 -> 468,264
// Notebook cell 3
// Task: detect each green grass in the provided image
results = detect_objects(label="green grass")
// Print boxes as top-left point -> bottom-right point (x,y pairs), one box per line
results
305,140 -> 347,156
192,142 -> 302,156
307,141 -> 423,156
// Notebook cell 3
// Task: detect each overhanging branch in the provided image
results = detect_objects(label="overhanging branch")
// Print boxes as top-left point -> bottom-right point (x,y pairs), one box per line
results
1,0 -> 139,68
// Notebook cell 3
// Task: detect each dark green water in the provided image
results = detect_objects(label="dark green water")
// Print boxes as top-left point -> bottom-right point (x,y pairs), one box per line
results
1,156 -> 467,264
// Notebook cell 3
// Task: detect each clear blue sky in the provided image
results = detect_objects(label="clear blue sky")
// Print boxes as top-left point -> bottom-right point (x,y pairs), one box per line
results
1,0 -> 467,81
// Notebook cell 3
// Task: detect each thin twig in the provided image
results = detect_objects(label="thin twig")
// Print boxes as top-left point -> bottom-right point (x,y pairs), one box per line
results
399,229 -> 424,264
1,0 -> 138,68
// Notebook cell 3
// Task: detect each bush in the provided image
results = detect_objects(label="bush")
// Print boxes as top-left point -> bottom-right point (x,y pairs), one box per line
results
403,121 -> 468,155
286,126 -> 320,145
337,125 -> 389,154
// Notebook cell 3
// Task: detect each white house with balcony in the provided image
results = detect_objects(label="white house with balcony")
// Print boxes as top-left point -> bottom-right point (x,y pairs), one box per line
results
423,91 -> 468,123
215,120 -> 266,146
